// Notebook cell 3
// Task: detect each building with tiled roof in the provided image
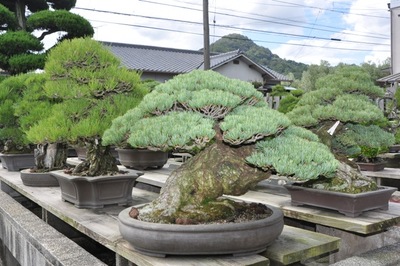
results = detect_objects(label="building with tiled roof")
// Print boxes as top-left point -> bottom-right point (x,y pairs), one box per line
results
101,42 -> 291,89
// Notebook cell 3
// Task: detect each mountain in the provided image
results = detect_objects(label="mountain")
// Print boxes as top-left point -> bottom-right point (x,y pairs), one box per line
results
209,34 -> 308,79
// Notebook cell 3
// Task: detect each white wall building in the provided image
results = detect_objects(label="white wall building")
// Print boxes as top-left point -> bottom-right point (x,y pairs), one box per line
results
391,0 -> 400,74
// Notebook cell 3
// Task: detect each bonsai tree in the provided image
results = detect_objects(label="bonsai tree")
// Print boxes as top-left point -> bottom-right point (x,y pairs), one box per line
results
0,74 -> 36,154
24,38 -> 148,176
286,66 -> 394,172
0,1 -> 94,74
102,70 -> 368,224
12,72 -> 70,171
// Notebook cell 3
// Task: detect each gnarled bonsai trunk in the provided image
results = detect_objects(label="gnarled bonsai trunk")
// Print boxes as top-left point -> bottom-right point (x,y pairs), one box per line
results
139,141 -> 271,223
73,140 -> 118,176
34,142 -> 68,171
310,121 -> 378,192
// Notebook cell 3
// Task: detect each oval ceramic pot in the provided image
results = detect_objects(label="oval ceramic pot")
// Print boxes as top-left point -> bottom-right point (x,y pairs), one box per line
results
0,153 -> 36,172
116,148 -> 168,170
51,170 -> 141,209
118,204 -> 284,257
20,169 -> 59,187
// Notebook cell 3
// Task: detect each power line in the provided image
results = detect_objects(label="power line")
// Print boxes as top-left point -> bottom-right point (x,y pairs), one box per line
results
74,7 -> 390,47
269,0 -> 389,19
160,0 -> 390,39
88,19 -> 390,53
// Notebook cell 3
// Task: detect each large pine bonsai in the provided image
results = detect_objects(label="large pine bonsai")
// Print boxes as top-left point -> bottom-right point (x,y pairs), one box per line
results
102,70 -> 368,224
286,65 -> 394,189
24,38 -> 147,175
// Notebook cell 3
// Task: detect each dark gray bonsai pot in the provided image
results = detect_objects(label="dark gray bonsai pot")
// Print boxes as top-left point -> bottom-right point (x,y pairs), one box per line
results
0,153 -> 36,171
285,184 -> 397,217
20,169 -> 59,187
51,170 -> 141,209
116,148 -> 168,170
356,161 -> 386,172
74,146 -> 119,161
118,204 -> 284,257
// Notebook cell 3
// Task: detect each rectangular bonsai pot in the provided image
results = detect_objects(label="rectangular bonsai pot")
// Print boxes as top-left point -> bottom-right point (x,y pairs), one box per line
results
0,153 -> 35,171
284,184 -> 397,217
51,170 -> 141,209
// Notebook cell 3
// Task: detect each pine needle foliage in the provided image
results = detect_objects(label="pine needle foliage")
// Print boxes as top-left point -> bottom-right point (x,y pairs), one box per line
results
0,74 -> 34,150
334,124 -> 395,161
104,70 -> 341,182
246,128 -> 338,181
23,38 -> 147,147
287,65 -> 392,160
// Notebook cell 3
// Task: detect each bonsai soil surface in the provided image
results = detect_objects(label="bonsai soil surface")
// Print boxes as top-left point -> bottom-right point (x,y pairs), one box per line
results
130,201 -> 273,225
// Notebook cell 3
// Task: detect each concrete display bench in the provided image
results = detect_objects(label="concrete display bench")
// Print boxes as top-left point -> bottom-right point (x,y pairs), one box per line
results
0,189 -> 105,266
378,152 -> 400,168
228,180 -> 400,263
0,160 -> 342,266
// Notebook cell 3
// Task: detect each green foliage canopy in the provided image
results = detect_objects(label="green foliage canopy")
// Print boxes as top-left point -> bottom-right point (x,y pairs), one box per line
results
287,65 -> 392,159
104,70 -> 340,182
0,1 -> 93,74
210,33 -> 307,79
0,73 -> 40,151
25,38 -> 147,146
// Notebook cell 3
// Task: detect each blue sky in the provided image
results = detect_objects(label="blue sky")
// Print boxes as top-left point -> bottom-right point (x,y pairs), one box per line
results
69,0 -> 390,66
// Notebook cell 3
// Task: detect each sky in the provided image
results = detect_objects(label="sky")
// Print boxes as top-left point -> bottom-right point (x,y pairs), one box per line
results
67,0 -> 391,66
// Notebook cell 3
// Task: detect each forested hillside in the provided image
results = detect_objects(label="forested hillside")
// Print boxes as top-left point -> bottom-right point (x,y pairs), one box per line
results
209,33 -> 308,79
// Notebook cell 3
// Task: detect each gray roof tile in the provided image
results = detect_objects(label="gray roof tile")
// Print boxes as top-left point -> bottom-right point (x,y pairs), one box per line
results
102,42 -> 203,73
101,42 -> 289,81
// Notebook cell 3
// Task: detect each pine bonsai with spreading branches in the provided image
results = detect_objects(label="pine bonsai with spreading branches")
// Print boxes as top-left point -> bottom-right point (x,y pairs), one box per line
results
24,38 -> 148,175
102,70 -> 364,225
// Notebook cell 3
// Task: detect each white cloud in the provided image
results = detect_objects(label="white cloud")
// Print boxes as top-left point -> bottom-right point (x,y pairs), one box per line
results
271,0 -> 390,65
61,0 -> 391,66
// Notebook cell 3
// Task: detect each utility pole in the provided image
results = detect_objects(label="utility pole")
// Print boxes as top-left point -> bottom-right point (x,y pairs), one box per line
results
203,0 -> 210,70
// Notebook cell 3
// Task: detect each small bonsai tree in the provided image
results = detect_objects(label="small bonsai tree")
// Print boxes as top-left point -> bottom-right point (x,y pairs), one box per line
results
24,38 -> 148,176
13,73 -> 69,171
0,74 -> 35,154
286,66 -> 394,176
102,70 -> 368,224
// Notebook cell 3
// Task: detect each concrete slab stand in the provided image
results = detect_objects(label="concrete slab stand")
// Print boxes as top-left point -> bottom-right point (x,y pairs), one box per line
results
330,241 -> 400,266
317,224 -> 400,263
0,189 -> 106,266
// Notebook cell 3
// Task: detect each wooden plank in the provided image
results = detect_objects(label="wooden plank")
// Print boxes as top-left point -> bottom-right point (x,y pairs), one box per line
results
0,169 -> 269,266
362,168 -> 400,180
263,225 -> 340,265
137,172 -> 168,188
112,161 -> 400,235
225,190 -> 400,235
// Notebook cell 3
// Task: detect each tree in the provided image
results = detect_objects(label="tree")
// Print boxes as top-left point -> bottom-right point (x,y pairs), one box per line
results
102,70 -> 363,224
287,65 -> 394,177
13,72 -> 67,170
361,60 -> 391,84
0,0 -> 93,74
209,33 -> 308,79
298,60 -> 331,92
22,38 -> 147,175
0,74 -> 36,153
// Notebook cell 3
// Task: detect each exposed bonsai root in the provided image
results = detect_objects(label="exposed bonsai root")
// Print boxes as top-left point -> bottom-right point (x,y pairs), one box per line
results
305,161 -> 378,193
135,140 -> 270,224
134,200 -> 273,225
